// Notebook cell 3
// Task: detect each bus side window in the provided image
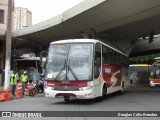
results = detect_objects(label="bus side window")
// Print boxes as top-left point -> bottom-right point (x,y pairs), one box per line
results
102,45 -> 108,64
108,49 -> 113,64
94,43 -> 101,78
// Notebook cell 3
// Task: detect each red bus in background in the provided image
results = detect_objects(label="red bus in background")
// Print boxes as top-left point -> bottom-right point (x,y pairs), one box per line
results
42,39 -> 129,102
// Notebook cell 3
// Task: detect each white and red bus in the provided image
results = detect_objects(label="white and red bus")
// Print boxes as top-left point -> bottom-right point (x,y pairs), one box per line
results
43,39 -> 129,101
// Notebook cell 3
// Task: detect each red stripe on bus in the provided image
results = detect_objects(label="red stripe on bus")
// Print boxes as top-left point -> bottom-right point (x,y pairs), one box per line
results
47,81 -> 87,87
153,80 -> 160,83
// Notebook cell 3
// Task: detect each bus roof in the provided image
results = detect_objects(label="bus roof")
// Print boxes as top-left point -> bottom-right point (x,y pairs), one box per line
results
130,64 -> 151,67
50,39 -> 127,57
154,57 -> 160,60
50,39 -> 98,44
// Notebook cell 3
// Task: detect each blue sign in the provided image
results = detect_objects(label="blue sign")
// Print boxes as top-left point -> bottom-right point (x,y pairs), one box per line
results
32,75 -> 38,80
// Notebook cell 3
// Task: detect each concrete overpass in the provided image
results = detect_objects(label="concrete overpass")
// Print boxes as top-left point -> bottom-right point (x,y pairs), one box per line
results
13,0 -> 160,56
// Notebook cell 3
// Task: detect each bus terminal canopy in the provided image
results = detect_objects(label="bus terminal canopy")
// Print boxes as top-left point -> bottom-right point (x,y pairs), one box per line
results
13,0 -> 160,56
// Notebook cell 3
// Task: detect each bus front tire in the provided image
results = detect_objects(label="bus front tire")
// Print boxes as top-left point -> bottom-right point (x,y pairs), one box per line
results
97,96 -> 103,102
102,85 -> 107,97
120,82 -> 124,94
97,85 -> 107,102
64,96 -> 70,102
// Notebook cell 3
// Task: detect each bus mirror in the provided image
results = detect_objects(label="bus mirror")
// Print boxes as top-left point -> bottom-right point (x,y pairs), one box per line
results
40,51 -> 47,68
41,62 -> 46,68
41,73 -> 45,78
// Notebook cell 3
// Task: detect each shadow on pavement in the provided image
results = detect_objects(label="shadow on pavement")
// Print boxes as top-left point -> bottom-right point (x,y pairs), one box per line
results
50,86 -> 160,105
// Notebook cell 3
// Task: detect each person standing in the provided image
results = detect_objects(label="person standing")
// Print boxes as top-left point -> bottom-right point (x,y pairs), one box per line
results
10,71 -> 18,96
20,71 -> 29,95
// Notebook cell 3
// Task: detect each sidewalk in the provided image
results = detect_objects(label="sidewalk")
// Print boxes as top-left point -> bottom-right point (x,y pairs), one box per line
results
0,85 -> 44,97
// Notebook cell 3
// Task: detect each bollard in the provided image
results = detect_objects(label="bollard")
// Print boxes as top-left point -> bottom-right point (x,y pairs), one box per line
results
3,90 -> 13,101
16,81 -> 23,98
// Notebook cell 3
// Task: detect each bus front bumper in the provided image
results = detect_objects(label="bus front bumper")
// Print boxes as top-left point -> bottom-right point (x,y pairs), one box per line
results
44,87 -> 94,99
150,81 -> 160,87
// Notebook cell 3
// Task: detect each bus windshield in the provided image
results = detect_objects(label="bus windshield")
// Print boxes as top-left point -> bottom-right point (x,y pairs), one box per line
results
150,62 -> 160,78
45,43 -> 93,81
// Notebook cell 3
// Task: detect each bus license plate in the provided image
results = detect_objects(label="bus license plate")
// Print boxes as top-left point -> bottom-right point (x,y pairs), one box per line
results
76,95 -> 85,99
56,96 -> 64,98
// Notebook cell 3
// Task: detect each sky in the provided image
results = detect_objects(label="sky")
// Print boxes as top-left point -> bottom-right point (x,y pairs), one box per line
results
15,0 -> 84,25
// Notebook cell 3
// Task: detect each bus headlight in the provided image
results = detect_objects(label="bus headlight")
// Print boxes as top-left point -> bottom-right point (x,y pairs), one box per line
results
150,81 -> 154,83
79,86 -> 92,91
46,86 -> 54,90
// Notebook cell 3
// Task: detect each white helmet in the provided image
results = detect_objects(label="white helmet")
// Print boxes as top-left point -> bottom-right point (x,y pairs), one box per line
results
23,71 -> 27,74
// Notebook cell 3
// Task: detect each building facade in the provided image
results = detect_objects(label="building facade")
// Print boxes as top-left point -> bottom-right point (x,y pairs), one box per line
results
0,0 -> 33,69
14,7 -> 32,30
0,0 -> 15,69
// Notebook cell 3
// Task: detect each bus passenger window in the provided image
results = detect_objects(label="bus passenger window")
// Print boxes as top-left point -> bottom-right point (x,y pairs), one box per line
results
94,43 -> 101,78
108,49 -> 113,64
102,46 -> 108,64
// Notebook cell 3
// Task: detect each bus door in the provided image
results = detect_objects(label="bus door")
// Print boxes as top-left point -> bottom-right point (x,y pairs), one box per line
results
94,43 -> 102,96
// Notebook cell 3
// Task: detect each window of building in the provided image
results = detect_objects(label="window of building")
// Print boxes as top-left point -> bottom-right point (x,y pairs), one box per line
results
0,9 -> 4,23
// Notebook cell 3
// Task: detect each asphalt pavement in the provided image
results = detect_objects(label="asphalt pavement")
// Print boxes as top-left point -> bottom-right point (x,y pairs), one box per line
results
0,85 -> 160,120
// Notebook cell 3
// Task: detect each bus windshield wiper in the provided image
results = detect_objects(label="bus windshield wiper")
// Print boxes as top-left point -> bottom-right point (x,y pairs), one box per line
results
54,59 -> 66,81
68,60 -> 78,81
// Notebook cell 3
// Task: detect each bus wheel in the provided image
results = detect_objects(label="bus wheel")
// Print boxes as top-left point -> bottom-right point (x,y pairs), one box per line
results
97,85 -> 107,102
102,85 -> 107,97
64,96 -> 70,102
120,82 -> 124,94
